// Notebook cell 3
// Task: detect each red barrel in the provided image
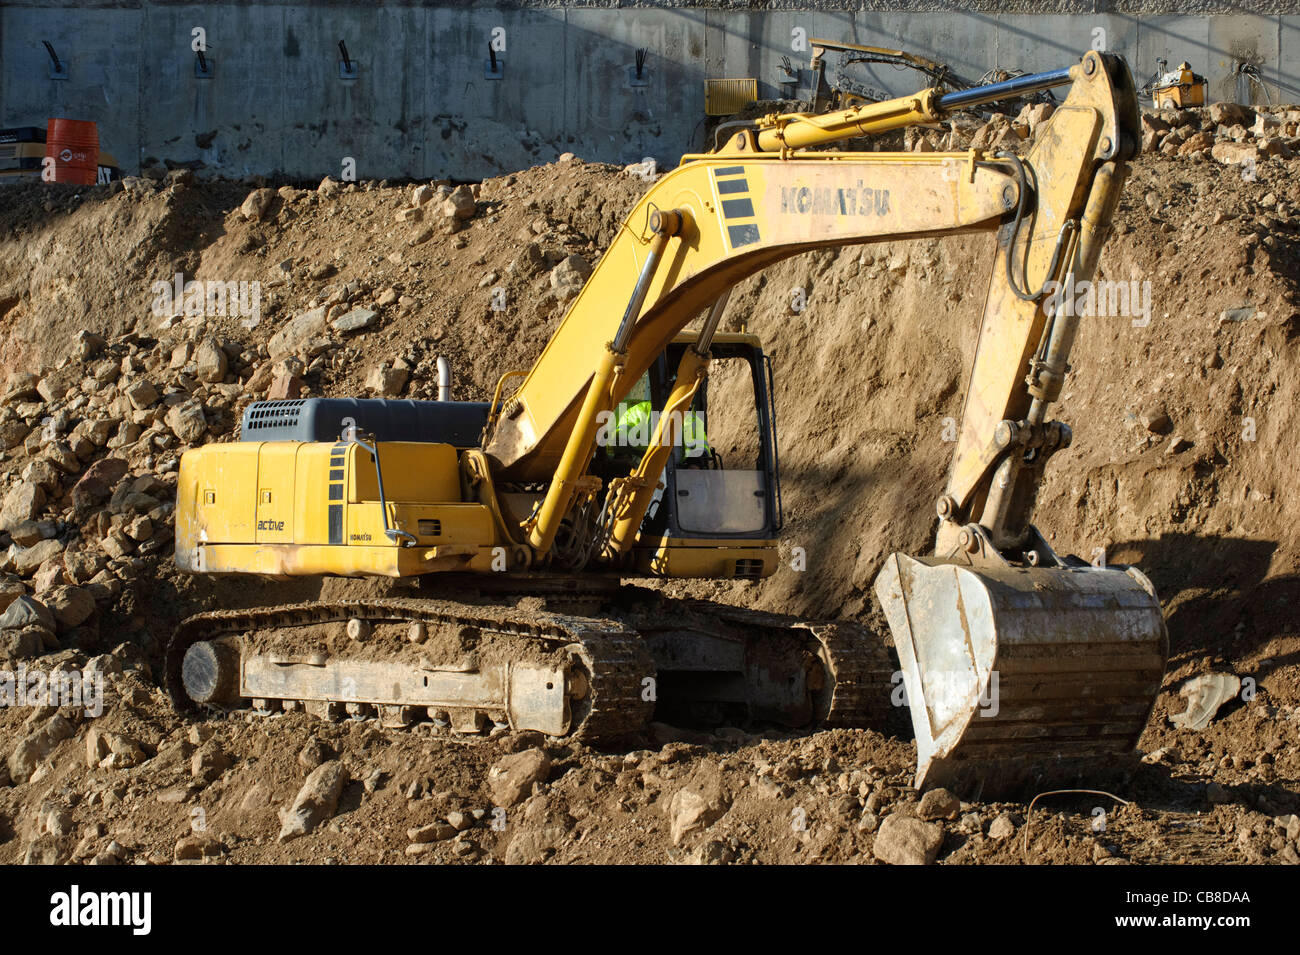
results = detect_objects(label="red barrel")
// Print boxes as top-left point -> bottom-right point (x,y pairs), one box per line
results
45,118 -> 99,185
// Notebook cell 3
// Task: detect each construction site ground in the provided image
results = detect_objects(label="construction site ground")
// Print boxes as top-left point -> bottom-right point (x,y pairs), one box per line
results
0,102 -> 1298,865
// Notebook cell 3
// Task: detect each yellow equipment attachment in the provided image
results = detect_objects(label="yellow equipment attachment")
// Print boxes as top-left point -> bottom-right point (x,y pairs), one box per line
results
704,78 -> 759,116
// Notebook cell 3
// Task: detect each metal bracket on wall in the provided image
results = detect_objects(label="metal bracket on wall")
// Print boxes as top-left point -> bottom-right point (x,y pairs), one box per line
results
194,50 -> 213,79
627,49 -> 649,88
338,40 -> 358,80
485,43 -> 503,80
43,41 -> 68,80
777,56 -> 799,96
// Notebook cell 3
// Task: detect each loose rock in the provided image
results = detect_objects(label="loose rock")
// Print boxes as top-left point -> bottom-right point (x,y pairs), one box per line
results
278,760 -> 348,842
872,814 -> 944,865
488,749 -> 551,808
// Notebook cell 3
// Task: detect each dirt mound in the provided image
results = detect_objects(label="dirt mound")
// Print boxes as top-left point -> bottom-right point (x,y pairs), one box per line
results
0,177 -> 250,377
1,106 -> 1299,865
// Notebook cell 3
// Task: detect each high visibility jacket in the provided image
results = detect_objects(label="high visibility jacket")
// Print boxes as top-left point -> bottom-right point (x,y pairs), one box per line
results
610,401 -> 710,459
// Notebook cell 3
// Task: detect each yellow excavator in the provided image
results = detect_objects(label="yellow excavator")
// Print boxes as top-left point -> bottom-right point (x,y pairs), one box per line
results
169,50 -> 1167,797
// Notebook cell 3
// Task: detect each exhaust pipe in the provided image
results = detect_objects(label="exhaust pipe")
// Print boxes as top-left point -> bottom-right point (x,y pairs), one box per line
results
436,356 -> 451,401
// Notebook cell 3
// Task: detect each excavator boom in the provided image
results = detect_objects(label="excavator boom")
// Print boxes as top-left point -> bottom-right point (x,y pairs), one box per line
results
484,51 -> 1135,562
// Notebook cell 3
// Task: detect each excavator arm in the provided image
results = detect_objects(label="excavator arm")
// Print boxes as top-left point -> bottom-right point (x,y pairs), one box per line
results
807,37 -> 965,111
484,51 -> 1167,796
485,50 -> 1137,567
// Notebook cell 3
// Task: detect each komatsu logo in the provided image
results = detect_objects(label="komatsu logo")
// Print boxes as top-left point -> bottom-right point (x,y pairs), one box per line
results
349,532 -> 372,542
781,184 -> 890,216
257,519 -> 284,531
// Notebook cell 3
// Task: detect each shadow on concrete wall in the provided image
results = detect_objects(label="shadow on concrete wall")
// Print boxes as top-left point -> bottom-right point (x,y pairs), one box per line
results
2,6 -> 1297,181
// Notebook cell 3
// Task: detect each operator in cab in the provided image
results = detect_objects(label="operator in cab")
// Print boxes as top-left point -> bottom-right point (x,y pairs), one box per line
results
606,373 -> 712,465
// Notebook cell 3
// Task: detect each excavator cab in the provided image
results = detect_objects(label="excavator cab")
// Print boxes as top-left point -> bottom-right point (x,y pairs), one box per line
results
615,333 -> 784,579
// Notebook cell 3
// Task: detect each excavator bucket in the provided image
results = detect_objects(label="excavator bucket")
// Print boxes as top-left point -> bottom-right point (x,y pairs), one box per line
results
874,553 -> 1168,798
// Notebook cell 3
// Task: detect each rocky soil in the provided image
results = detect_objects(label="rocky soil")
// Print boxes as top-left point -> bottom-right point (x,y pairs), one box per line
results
0,100 -> 1298,865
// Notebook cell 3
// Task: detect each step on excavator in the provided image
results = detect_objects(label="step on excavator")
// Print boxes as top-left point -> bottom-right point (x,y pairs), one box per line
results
169,51 -> 1167,797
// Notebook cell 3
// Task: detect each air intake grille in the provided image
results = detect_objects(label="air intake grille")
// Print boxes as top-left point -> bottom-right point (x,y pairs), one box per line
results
244,400 -> 307,432
734,559 -> 764,579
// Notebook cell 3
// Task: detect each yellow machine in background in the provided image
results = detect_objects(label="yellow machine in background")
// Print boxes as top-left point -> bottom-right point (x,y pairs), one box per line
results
171,51 -> 1167,797
1151,60 -> 1207,109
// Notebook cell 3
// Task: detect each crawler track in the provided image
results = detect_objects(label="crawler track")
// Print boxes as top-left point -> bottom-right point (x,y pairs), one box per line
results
166,594 -> 895,742
165,598 -> 656,743
700,604 -> 897,728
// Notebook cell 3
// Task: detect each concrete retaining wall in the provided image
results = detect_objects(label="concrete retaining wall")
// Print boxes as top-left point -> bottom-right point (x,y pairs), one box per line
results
3,2 -> 1299,180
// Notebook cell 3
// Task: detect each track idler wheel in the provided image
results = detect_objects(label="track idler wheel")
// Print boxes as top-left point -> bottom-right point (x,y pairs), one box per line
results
180,640 -> 241,705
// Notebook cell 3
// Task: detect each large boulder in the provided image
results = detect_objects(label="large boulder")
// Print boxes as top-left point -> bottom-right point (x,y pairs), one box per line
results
364,364 -> 408,397
667,764 -> 731,845
549,254 -> 592,292
0,595 -> 56,631
917,787 -> 961,821
21,460 -> 61,494
504,808 -> 576,865
37,366 -> 81,404
7,714 -> 75,784
3,372 -> 41,402
1211,141 -> 1259,167
1207,101 -> 1255,128
267,308 -> 327,361
440,185 -> 476,220
45,586 -> 96,629
194,337 -> 229,383
872,814 -> 944,865
166,401 -> 208,444
0,627 -> 45,660
0,576 -> 25,612
240,187 -> 276,222
0,421 -> 31,451
70,458 -> 129,516
11,538 -> 63,577
0,482 -> 44,532
124,379 -> 159,410
332,308 -> 378,334
191,739 -> 232,783
10,520 -> 52,548
1177,131 -> 1214,156
488,749 -> 551,808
